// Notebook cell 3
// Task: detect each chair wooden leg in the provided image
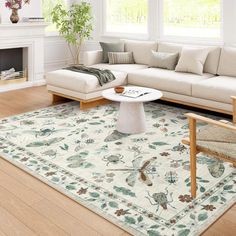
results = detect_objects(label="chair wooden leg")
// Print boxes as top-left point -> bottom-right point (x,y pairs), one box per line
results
189,117 -> 197,198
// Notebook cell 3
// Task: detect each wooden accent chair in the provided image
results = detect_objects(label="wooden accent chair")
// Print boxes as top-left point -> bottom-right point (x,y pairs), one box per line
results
182,96 -> 236,198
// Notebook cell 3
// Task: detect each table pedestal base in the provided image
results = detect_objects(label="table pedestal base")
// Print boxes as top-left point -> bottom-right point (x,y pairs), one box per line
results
117,102 -> 146,134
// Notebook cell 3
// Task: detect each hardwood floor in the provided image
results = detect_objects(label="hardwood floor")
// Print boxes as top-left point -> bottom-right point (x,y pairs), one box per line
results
0,86 -> 235,236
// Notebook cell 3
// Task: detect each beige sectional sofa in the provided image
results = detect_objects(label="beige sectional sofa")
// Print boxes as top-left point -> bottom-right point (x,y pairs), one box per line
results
46,40 -> 236,114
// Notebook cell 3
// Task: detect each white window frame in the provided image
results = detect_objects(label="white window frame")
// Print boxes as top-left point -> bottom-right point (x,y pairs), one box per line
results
101,0 -> 151,40
158,0 -> 224,44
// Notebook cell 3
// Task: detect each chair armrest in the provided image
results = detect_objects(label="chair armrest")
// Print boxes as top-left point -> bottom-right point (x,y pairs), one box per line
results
186,113 -> 236,131
83,50 -> 103,66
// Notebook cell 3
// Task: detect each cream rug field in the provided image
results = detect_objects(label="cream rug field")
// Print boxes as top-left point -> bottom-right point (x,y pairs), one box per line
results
0,102 -> 235,236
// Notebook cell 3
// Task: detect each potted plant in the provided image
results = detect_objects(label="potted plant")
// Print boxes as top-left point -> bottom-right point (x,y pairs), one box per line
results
5,0 -> 30,23
51,1 -> 93,65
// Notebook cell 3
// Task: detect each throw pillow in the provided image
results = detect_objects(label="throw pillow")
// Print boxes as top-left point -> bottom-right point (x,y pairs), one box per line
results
175,48 -> 209,75
108,52 -> 134,64
99,42 -> 125,63
149,51 -> 179,70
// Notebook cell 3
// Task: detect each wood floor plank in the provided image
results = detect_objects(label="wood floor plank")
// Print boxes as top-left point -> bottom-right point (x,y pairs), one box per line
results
0,170 -> 43,206
0,231 -> 6,236
0,186 -> 68,236
202,206 -> 236,236
32,199 -> 101,236
0,206 -> 37,236
0,159 -> 126,236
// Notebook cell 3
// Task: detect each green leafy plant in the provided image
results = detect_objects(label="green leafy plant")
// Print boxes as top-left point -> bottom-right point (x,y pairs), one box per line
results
51,2 -> 93,65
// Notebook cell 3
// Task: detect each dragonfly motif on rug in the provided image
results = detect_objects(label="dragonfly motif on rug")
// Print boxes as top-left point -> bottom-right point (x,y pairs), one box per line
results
107,156 -> 158,187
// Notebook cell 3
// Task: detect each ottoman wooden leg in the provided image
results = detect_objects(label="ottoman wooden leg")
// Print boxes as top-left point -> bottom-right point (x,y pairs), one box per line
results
52,94 -> 69,104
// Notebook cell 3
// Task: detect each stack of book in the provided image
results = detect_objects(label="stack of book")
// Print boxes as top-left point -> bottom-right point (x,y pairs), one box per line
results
22,17 -> 45,23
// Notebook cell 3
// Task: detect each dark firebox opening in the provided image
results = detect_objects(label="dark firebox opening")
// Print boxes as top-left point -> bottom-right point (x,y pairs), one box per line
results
0,48 -> 23,72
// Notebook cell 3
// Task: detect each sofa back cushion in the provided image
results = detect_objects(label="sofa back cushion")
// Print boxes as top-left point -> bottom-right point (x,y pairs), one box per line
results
218,47 -> 236,77
158,42 -> 182,54
158,42 -> 221,74
122,39 -> 158,65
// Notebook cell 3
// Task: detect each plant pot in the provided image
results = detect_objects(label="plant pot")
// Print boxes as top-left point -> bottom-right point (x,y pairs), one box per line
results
10,9 -> 19,24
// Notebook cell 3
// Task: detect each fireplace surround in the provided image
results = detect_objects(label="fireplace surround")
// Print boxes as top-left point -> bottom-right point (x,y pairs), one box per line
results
0,23 -> 47,92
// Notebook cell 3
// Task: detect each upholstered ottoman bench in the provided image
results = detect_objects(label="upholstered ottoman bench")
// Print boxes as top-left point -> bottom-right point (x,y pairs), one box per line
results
45,69 -> 127,109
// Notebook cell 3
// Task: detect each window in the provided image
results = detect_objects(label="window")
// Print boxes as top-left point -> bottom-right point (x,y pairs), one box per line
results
162,0 -> 221,39
105,0 -> 148,35
42,0 -> 66,32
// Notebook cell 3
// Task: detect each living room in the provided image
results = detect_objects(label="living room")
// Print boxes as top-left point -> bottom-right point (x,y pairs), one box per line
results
0,0 -> 235,235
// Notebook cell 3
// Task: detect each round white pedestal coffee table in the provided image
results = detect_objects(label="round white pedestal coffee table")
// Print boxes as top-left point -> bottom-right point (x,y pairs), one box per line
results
102,86 -> 163,134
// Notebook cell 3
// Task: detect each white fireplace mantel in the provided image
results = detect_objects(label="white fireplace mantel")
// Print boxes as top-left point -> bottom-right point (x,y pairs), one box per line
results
0,23 -> 48,92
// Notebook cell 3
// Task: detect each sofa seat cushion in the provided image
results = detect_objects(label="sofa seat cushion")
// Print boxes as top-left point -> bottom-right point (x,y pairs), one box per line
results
192,76 -> 236,104
128,68 -> 214,96
46,69 -> 127,94
91,63 -> 148,73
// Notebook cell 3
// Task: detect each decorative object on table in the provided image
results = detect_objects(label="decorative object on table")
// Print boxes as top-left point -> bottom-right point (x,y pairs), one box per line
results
0,102 -> 235,236
182,96 -> 236,198
5,0 -> 30,23
51,1 -> 93,65
114,86 -> 124,94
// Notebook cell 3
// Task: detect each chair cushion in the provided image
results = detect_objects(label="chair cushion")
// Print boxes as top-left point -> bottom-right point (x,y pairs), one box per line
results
158,42 -> 221,75
46,69 -> 127,94
218,47 -> 236,77
192,76 -> 236,104
196,125 -> 236,161
128,68 -> 214,96
91,63 -> 148,73
122,39 -> 158,65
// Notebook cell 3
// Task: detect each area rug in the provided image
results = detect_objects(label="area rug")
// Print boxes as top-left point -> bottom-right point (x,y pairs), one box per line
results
0,102 -> 235,236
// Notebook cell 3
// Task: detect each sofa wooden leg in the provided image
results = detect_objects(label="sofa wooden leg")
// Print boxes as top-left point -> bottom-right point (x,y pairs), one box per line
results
80,98 -> 110,110
189,117 -> 197,198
